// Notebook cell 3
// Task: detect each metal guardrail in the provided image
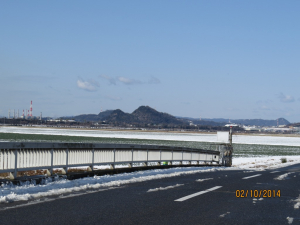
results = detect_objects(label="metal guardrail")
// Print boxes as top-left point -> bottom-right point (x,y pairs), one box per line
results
0,142 -> 220,179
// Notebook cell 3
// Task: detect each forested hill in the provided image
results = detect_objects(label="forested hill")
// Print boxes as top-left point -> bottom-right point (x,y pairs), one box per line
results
65,106 -> 290,127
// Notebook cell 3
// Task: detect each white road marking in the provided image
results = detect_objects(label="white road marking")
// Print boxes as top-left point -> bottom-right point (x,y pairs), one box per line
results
174,186 -> 222,202
270,171 -> 280,173
242,174 -> 262,179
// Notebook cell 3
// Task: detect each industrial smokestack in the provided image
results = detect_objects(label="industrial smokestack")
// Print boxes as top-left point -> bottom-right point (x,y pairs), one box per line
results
30,101 -> 33,117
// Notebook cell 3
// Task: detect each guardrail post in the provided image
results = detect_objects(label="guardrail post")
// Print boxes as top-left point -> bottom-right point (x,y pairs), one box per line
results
170,150 -> 173,165
157,149 -> 161,166
179,150 -> 183,165
50,148 -> 54,175
91,148 -> 95,171
13,149 -> 18,179
146,149 -> 148,167
188,151 -> 192,165
62,148 -> 68,174
110,149 -> 115,169
128,149 -> 133,168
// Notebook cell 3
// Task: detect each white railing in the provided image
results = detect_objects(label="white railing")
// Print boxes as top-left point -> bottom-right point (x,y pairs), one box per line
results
0,142 -> 220,179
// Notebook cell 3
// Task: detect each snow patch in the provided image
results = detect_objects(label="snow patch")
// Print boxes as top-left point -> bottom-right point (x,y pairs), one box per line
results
147,184 -> 183,192
219,212 -> 230,218
293,195 -> 300,209
233,156 -> 300,171
287,217 -> 294,224
274,172 -> 294,180
196,178 -> 213,182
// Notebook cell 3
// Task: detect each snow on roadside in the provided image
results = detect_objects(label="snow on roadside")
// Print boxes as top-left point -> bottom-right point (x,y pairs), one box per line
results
0,167 -> 223,203
0,155 -> 300,203
232,156 -> 300,171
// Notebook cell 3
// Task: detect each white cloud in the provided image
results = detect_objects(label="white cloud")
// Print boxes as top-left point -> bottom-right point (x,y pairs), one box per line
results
118,76 -> 142,85
77,79 -> 99,92
278,93 -> 295,103
99,75 -> 116,85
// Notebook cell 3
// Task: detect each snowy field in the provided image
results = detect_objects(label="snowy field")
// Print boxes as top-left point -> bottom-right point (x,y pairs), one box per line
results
1,126 -> 300,146
0,156 -> 299,204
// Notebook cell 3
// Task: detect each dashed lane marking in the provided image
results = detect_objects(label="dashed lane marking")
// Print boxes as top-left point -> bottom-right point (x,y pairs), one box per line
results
174,186 -> 222,202
242,174 -> 262,179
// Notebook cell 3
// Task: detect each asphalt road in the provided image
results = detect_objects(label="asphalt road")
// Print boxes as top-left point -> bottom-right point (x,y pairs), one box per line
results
1,164 -> 300,225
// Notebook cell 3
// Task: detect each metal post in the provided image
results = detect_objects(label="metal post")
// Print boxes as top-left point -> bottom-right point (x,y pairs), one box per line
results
146,149 -> 148,167
110,149 -> 115,169
14,149 -> 18,179
50,148 -> 53,175
160,149 -> 161,163
91,148 -> 95,171
63,148 -> 69,174
229,126 -> 233,146
131,148 -> 133,167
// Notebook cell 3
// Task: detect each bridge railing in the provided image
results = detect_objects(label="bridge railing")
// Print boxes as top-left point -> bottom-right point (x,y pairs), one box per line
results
0,142 -> 220,179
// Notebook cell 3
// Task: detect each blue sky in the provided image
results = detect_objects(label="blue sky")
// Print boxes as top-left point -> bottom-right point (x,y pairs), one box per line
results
1,1 -> 300,122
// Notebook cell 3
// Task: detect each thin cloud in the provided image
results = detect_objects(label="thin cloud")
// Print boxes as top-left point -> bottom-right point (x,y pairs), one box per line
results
77,78 -> 99,92
278,93 -> 295,103
148,76 -> 160,84
256,99 -> 273,104
105,95 -> 122,101
99,75 -> 116,85
118,77 -> 142,85
259,105 -> 271,110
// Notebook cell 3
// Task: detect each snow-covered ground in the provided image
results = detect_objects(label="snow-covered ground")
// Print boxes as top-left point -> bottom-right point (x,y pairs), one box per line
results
1,126 -> 300,146
1,156 -> 299,204
0,127 -> 300,204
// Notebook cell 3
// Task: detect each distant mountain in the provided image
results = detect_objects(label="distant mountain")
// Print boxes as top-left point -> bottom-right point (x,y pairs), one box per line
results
230,118 -> 290,127
178,117 -> 226,126
105,109 -> 137,124
65,107 -> 290,128
68,110 -> 114,122
132,106 -> 184,125
98,110 -> 114,120
67,106 -> 187,126
178,117 -> 290,127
